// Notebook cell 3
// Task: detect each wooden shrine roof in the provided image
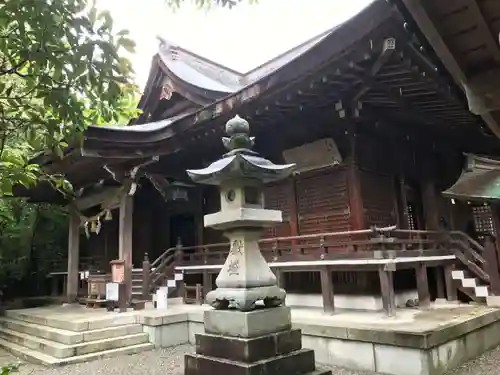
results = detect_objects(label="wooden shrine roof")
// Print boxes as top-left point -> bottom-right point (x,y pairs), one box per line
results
17,0 -> 500,202
396,0 -> 500,138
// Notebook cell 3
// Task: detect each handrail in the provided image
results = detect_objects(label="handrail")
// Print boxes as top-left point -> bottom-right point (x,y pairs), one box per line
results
144,227 -> 499,295
151,247 -> 176,268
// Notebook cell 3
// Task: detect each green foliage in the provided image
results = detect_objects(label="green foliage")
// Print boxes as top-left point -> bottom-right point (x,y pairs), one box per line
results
166,0 -> 257,10
0,0 -> 141,196
0,200 -> 68,299
1,363 -> 19,374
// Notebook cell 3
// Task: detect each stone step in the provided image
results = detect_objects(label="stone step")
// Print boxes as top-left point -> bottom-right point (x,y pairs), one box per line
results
461,277 -> 479,288
5,310 -> 137,331
0,327 -> 149,358
306,370 -> 332,375
0,317 -> 142,345
0,337 -> 153,366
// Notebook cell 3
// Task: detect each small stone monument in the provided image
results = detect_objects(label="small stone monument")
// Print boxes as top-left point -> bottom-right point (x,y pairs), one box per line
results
185,115 -> 330,375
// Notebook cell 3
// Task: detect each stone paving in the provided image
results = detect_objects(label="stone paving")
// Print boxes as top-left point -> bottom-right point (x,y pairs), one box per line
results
0,343 -> 499,375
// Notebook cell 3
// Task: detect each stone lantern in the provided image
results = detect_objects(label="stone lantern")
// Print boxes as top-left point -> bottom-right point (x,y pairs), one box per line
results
185,115 -> 330,375
187,114 -> 295,311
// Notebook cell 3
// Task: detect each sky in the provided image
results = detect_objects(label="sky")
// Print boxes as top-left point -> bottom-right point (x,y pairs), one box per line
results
98,0 -> 373,89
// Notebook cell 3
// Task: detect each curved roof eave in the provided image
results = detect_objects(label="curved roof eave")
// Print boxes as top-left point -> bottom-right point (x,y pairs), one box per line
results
82,0 -> 395,157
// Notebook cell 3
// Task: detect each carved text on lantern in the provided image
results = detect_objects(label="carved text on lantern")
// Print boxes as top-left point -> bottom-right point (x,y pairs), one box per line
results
228,259 -> 240,276
230,239 -> 244,255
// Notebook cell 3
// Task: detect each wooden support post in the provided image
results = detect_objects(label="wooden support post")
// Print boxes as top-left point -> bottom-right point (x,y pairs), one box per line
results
379,266 -> 395,317
421,178 -> 440,231
66,208 -> 80,303
275,268 -> 285,289
435,267 -> 445,299
202,270 -> 212,301
415,263 -> 430,308
195,284 -> 203,305
119,194 -> 134,303
142,253 -> 150,300
346,131 -> 365,230
288,179 -> 299,242
320,267 -> 334,313
444,264 -> 458,301
484,236 -> 500,295
51,276 -> 58,297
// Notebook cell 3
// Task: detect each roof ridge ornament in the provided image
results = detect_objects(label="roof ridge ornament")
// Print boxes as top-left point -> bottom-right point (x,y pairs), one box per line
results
222,115 -> 256,156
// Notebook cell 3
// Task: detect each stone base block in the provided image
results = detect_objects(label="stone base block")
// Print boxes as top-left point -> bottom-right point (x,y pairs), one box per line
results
204,306 -> 291,338
195,329 -> 302,362
185,348 -> 315,375
487,295 -> 500,307
186,307 -> 330,375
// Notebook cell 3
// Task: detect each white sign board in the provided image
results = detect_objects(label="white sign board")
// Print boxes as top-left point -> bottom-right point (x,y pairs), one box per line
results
106,282 -> 119,301
156,287 -> 169,310
167,279 -> 176,288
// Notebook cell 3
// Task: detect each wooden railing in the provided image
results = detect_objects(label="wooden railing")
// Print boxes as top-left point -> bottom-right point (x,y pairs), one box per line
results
142,226 -> 491,295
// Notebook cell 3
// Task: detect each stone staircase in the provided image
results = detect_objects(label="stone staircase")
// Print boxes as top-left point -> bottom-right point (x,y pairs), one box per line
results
451,269 -> 490,302
0,309 -> 153,365
131,267 -> 185,302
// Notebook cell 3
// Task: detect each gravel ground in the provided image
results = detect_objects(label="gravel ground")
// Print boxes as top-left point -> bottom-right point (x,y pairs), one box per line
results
2,344 -> 500,375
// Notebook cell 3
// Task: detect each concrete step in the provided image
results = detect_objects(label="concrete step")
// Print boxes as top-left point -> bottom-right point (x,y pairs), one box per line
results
0,337 -> 153,366
0,327 -> 149,358
5,310 -> 137,331
461,277 -> 479,288
0,317 -> 142,345
475,285 -> 490,297
451,270 -> 466,280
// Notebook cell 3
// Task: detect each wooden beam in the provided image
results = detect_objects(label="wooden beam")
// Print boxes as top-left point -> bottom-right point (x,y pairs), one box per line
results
320,267 -> 334,313
400,0 -> 500,139
350,37 -> 396,103
466,0 -> 500,64
415,263 -> 431,308
75,187 -> 121,211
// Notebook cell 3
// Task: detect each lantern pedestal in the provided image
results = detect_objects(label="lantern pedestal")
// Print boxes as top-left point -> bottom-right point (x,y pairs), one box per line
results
185,307 -> 330,375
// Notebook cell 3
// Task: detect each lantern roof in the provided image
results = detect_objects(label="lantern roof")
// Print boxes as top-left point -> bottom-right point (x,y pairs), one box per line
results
186,115 -> 295,185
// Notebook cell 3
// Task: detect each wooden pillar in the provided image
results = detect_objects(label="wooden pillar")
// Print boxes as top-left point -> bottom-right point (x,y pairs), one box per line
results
444,264 -> 458,301
275,268 -> 285,289
196,188 -> 205,246
484,236 -> 500,295
421,178 -> 440,230
66,208 -> 80,303
347,131 -> 365,230
202,270 -> 212,300
288,178 -> 299,239
378,266 -> 395,317
435,267 -> 445,299
490,204 -> 500,258
119,194 -> 134,302
142,253 -> 151,300
320,267 -> 334,313
415,263 -> 430,308
396,177 -> 409,229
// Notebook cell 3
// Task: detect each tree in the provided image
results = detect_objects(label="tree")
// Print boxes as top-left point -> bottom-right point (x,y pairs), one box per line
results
0,0 -> 140,196
166,0 -> 256,9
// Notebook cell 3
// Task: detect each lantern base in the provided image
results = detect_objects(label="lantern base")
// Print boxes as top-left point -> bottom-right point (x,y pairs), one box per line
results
205,285 -> 286,312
